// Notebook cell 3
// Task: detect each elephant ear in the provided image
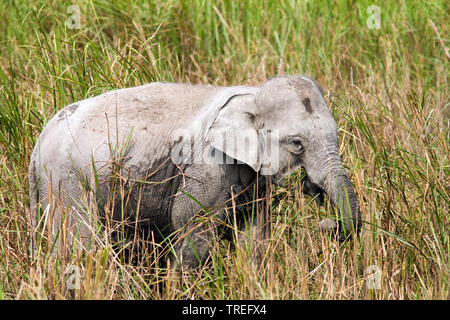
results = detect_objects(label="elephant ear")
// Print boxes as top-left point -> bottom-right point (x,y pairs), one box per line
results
204,88 -> 262,172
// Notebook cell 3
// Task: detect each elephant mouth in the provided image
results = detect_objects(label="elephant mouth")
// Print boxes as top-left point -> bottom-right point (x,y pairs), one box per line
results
273,169 -> 324,203
272,166 -> 360,242
301,172 -> 325,205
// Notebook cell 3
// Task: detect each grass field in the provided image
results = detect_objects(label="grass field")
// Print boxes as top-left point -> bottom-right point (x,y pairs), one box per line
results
0,0 -> 448,299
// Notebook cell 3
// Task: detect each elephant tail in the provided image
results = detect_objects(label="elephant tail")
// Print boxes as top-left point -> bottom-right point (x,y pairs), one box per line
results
28,153 -> 39,260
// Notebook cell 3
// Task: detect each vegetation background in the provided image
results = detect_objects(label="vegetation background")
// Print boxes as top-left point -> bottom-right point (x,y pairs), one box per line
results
0,0 -> 448,299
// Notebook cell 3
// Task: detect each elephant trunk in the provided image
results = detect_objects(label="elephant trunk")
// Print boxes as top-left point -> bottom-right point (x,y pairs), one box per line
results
312,153 -> 361,241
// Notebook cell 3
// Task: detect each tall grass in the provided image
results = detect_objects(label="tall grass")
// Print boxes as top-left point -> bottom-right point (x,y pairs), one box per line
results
0,0 -> 448,299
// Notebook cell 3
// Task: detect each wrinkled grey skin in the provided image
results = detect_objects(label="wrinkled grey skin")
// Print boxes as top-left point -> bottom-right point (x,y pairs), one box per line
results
29,75 -> 361,268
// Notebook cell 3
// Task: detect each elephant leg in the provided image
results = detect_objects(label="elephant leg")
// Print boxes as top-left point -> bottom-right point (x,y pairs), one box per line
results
238,214 -> 269,269
171,221 -> 218,270
168,163 -> 230,270
221,204 -> 269,270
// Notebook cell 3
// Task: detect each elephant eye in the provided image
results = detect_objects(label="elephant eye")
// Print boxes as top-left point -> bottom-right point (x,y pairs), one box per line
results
290,137 -> 305,154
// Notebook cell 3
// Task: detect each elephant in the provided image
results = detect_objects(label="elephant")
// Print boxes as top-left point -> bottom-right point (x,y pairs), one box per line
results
28,75 -> 361,268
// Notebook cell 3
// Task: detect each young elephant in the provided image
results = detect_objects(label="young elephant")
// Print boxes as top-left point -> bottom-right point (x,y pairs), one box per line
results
29,75 -> 361,268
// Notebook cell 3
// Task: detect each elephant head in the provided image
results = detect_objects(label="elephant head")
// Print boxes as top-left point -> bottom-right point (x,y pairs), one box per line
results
206,75 -> 361,241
